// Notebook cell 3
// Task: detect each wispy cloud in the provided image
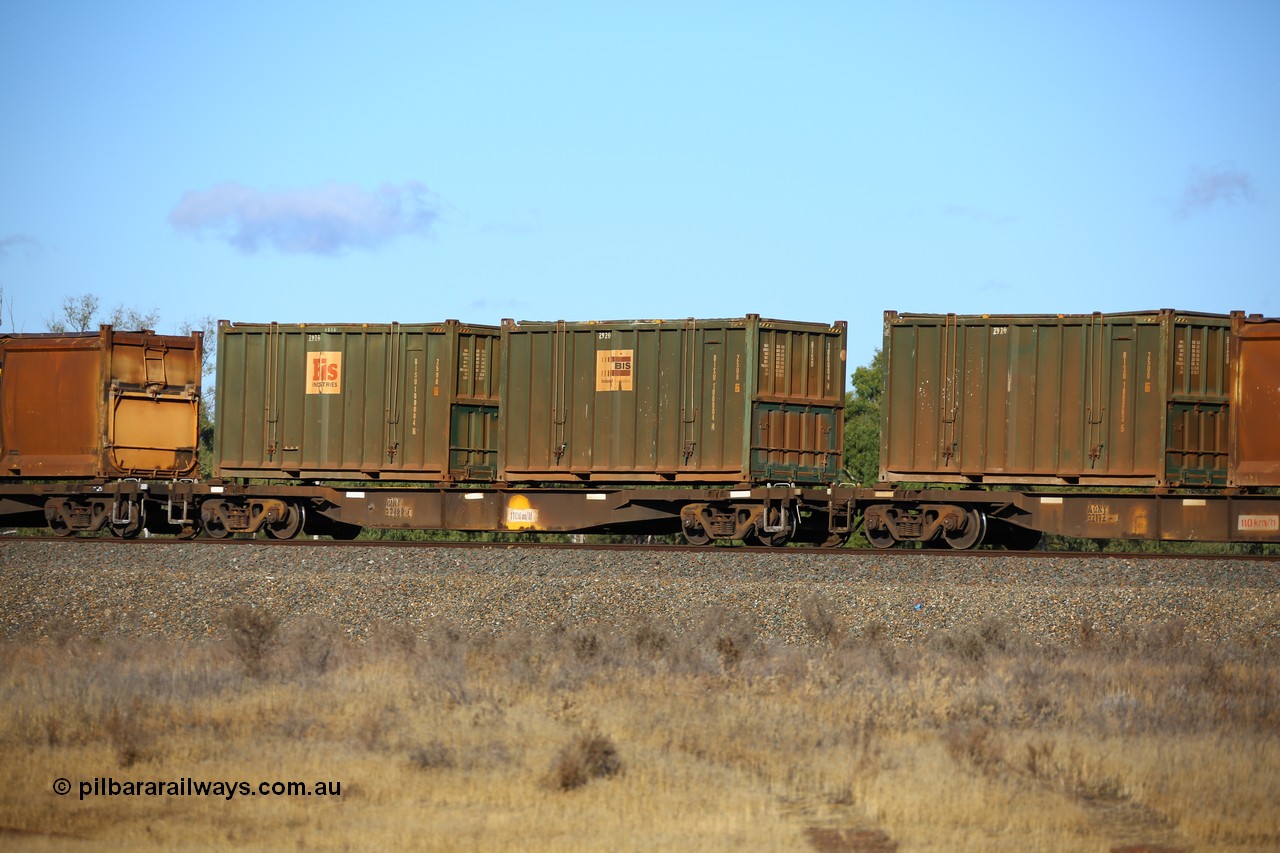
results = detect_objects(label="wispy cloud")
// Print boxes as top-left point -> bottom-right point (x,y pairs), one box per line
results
0,234 -> 41,260
1176,166 -> 1257,218
169,181 -> 440,255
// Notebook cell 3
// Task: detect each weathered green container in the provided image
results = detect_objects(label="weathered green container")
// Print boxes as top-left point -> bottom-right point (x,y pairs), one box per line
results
499,315 -> 846,484
216,321 -> 499,481
0,326 -> 202,479
881,310 -> 1234,487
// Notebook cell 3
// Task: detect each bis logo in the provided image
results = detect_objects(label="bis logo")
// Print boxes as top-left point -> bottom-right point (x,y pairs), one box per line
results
308,352 -> 343,395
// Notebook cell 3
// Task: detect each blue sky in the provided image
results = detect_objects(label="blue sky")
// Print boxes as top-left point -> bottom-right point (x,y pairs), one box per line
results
2,1 -> 1277,369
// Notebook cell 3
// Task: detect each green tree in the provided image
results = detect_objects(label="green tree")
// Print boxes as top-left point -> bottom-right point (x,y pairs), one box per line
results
47,293 -> 163,333
47,293 -> 100,332
176,315 -> 218,477
842,348 -> 883,486
106,304 -> 162,330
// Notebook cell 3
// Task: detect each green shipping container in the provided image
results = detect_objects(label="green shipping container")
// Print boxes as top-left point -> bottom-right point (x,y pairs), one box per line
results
499,315 -> 846,484
881,310 -> 1234,487
215,321 -> 499,481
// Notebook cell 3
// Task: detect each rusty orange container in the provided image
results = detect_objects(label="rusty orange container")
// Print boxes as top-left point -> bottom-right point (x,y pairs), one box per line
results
499,315 -> 846,484
1230,311 -> 1280,487
215,320 -> 500,481
0,326 -> 202,479
881,310 -> 1235,487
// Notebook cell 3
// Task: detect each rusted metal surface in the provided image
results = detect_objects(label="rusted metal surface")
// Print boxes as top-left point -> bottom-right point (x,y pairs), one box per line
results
499,315 -> 845,484
215,320 -> 499,481
1016,491 -> 1280,542
857,487 -> 1280,545
0,326 -> 201,479
881,310 -> 1233,487
1229,312 -> 1280,487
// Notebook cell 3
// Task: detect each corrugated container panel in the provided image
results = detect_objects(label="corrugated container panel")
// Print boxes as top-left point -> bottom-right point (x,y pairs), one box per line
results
500,316 -> 845,484
215,321 -> 499,481
881,310 -> 1233,487
0,327 -> 201,479
1230,312 -> 1280,487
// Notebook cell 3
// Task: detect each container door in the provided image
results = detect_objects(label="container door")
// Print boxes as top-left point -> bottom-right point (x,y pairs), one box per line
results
750,322 -> 843,483
450,405 -> 497,480
1230,313 -> 1280,487
1094,316 -> 1166,480
449,323 -> 499,482
1162,314 -> 1231,487
110,392 -> 199,475
0,339 -> 103,477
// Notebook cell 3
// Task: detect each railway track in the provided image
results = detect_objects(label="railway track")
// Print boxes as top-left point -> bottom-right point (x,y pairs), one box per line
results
3,531 -> 1278,561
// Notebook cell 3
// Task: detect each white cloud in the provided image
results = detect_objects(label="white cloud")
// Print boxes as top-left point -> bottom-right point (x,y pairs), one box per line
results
169,181 -> 440,254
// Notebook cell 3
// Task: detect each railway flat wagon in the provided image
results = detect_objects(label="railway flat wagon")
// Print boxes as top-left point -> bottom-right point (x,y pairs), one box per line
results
499,315 -> 847,484
215,320 -> 500,482
0,326 -> 202,480
881,309 -> 1239,488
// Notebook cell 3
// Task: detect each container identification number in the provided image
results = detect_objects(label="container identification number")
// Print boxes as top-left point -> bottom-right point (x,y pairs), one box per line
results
384,497 -> 413,519
1085,503 -> 1119,525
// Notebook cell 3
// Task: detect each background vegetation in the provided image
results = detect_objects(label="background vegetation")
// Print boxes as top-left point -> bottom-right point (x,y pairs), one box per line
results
2,604 -> 1275,850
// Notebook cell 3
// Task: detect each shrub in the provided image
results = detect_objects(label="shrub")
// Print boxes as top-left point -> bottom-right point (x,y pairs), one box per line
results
222,605 -> 280,679
409,740 -> 457,771
548,731 -> 622,791
801,593 -> 845,646
280,615 -> 341,677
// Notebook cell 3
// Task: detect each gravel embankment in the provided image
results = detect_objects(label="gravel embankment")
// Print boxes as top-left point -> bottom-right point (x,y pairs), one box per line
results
2,541 -> 1277,647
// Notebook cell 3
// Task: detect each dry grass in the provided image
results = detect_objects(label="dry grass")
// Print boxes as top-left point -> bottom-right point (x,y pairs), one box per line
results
0,600 -> 1277,851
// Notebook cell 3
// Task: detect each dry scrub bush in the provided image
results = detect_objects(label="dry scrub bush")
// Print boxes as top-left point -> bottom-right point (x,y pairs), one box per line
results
221,605 -> 280,679
408,739 -> 458,771
943,723 -> 1005,775
104,696 -> 154,768
632,617 -> 672,657
801,593 -> 845,647
692,605 -> 761,672
547,730 -> 622,791
277,615 -> 343,677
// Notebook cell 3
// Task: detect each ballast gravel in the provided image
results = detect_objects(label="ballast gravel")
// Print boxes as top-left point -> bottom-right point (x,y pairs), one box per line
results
1,540 -> 1277,648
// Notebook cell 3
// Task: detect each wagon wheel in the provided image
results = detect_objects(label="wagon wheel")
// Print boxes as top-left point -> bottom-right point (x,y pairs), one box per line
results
47,509 -> 75,537
109,501 -> 145,540
864,520 -> 897,549
202,511 -> 232,539
943,508 -> 986,550
682,526 -> 712,546
266,504 -> 305,540
681,515 -> 712,546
